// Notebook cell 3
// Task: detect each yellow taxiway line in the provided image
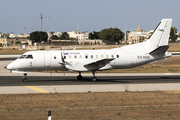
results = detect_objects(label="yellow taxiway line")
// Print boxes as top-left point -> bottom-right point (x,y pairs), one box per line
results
25,86 -> 50,93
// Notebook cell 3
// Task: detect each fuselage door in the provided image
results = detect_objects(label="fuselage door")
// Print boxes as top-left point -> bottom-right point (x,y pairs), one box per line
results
44,52 -> 51,67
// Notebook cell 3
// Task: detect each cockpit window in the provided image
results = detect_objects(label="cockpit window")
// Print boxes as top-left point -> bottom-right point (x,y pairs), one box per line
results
25,55 -> 33,59
19,55 -> 26,59
19,54 -> 33,59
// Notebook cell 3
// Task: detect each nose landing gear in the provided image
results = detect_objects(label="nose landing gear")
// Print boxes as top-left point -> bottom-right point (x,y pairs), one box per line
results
23,73 -> 28,82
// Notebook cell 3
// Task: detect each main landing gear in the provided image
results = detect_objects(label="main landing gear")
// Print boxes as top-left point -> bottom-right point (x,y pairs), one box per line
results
77,71 -> 97,82
23,73 -> 28,82
91,71 -> 97,82
77,72 -> 83,80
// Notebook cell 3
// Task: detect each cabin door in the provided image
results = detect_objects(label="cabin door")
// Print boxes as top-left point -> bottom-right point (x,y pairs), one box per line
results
44,53 -> 51,67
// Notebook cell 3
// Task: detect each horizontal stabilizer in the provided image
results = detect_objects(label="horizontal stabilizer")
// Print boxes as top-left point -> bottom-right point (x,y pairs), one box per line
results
84,58 -> 114,71
149,45 -> 169,55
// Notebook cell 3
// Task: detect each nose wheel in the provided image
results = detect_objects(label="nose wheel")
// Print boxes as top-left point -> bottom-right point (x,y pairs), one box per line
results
23,73 -> 28,82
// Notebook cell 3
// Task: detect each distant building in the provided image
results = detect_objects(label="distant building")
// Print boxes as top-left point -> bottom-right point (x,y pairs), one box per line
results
0,38 -> 7,46
126,25 -> 153,44
9,33 -> 29,38
6,33 -> 31,46
54,32 -> 62,37
135,25 -> 143,32
47,32 -> 62,42
176,33 -> 180,43
68,31 -> 89,41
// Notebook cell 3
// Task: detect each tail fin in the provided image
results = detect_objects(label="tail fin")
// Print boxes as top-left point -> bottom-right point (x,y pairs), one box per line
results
147,19 -> 172,53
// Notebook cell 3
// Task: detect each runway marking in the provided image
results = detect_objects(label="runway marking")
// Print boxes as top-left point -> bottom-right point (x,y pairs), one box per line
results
25,86 -> 50,93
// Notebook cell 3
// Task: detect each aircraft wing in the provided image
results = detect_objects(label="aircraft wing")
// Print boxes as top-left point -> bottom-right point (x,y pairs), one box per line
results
84,58 -> 114,71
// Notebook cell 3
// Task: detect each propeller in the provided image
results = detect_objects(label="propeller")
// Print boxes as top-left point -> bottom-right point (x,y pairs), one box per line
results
60,50 -> 66,76
59,49 -> 70,76
58,48 -> 72,76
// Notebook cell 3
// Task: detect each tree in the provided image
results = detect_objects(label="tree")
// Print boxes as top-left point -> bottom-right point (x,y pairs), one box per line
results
59,32 -> 69,40
169,27 -> 178,43
89,31 -> 100,39
28,31 -> 48,43
15,41 -> 21,44
51,35 -> 59,40
99,28 -> 124,44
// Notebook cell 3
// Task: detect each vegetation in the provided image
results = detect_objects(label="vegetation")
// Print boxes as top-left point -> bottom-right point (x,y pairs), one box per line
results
0,43 -> 3,47
22,42 -> 28,45
51,35 -> 59,40
170,27 -> 178,43
59,32 -> 69,40
89,31 -> 100,39
28,31 -> 48,43
15,41 -> 21,44
0,91 -> 180,119
99,28 -> 124,44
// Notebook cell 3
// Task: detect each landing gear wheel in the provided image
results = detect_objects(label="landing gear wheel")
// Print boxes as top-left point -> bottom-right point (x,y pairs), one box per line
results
23,73 -> 28,82
77,72 -> 83,80
77,75 -> 83,80
23,78 -> 28,82
91,77 -> 97,82
91,71 -> 97,82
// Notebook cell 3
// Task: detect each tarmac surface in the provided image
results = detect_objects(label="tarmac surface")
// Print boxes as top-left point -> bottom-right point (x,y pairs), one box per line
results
0,56 -> 180,94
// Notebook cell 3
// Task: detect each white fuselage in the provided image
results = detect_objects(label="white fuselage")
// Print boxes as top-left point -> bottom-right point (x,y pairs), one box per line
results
7,44 -> 171,73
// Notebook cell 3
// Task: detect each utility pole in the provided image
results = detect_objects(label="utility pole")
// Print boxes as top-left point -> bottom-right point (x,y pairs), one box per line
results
39,14 -> 49,31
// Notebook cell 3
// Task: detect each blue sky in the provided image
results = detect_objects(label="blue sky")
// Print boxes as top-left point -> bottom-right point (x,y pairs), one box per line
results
0,0 -> 179,34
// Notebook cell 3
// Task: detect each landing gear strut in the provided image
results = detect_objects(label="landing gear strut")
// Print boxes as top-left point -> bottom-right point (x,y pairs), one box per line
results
91,71 -> 97,82
23,73 -> 28,82
77,72 -> 83,80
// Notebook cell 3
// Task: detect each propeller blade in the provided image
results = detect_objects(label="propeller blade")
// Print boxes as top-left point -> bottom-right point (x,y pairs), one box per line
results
61,50 -> 65,63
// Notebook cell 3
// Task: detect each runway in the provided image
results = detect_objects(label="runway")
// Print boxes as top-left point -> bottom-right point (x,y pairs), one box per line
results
1,75 -> 180,86
1,57 -> 180,94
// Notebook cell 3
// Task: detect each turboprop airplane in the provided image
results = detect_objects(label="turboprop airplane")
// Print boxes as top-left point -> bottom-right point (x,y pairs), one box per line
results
7,19 -> 172,82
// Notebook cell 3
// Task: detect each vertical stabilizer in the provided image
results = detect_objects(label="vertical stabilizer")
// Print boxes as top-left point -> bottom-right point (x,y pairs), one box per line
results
147,19 -> 172,52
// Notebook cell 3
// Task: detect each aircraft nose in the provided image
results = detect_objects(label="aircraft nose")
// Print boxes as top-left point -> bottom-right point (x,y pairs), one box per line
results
7,63 -> 14,70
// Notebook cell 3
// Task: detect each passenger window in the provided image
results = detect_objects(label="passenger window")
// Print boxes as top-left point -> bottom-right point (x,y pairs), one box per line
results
64,56 -> 66,59
69,55 -> 72,59
101,55 -> 104,58
111,55 -> 114,58
85,55 -> 88,59
106,55 -> 109,58
54,56 -> 56,59
74,55 -> 77,59
96,55 -> 98,58
80,55 -> 82,59
117,55 -> 119,58
91,55 -> 93,59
